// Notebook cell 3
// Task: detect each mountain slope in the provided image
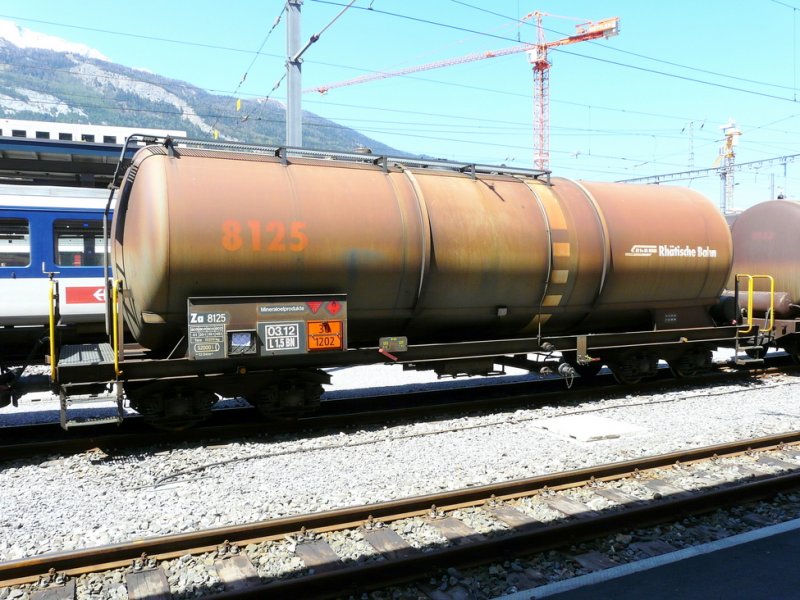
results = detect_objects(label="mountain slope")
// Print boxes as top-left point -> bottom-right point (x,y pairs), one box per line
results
0,22 -> 400,154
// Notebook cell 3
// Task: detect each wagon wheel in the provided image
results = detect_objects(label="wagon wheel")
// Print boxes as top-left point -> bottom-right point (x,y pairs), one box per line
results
608,362 -> 642,385
128,384 -> 218,430
246,380 -> 324,420
607,351 -> 658,385
783,337 -> 800,364
610,369 -> 642,386
0,365 -> 13,409
668,348 -> 713,378
667,352 -> 697,378
667,360 -> 695,379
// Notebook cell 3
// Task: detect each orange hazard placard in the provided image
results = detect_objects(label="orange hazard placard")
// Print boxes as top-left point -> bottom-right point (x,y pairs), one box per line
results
307,320 -> 344,351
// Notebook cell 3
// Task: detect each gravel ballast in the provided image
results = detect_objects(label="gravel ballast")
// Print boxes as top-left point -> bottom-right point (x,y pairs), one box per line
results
1,357 -> 799,568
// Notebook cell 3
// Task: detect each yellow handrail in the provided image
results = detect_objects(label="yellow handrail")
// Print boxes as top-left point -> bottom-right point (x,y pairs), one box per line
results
736,273 -> 774,334
112,279 -> 122,378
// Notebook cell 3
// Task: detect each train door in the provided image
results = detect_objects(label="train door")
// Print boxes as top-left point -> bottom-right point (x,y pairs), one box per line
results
47,214 -> 109,324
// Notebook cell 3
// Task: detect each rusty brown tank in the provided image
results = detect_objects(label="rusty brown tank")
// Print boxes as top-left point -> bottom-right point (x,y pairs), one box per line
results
113,146 -> 733,351
729,199 -> 800,318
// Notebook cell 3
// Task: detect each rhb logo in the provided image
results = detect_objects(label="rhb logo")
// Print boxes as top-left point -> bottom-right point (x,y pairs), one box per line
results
625,244 -> 657,257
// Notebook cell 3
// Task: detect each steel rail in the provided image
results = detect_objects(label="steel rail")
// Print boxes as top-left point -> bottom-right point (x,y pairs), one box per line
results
2,430 -> 799,586
209,468 -> 800,599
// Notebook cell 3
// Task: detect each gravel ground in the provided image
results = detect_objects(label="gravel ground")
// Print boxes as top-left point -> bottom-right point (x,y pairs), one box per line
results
1,351 -> 799,592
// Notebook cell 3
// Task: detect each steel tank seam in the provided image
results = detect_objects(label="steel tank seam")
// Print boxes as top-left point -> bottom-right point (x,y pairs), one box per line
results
398,167 -> 432,316
569,178 -> 611,304
521,177 -> 554,341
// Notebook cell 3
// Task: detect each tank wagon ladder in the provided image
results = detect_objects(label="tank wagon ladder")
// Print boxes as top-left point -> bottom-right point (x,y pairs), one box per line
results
49,278 -> 124,430
45,137 -> 136,430
733,273 -> 775,366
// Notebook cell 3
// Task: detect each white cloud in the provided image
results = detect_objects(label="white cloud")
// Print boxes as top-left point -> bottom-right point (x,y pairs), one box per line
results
0,19 -> 110,61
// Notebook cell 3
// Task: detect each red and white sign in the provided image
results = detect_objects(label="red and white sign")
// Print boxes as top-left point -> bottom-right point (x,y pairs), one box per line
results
327,300 -> 341,315
65,286 -> 105,304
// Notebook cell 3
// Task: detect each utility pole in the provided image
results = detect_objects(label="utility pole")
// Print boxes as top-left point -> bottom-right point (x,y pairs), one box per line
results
286,0 -> 303,147
285,0 -> 355,147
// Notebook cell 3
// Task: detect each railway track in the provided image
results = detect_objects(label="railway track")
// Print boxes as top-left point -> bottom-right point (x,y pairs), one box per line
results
3,431 -> 800,599
1,358 -> 796,462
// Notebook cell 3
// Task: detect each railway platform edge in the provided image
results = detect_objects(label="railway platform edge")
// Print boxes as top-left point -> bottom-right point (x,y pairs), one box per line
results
499,516 -> 800,599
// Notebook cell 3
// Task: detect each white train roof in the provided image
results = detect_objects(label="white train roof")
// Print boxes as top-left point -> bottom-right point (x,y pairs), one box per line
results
0,184 -> 112,211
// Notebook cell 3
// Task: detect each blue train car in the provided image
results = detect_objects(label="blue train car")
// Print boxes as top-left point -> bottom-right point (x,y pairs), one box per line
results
0,185 -> 112,361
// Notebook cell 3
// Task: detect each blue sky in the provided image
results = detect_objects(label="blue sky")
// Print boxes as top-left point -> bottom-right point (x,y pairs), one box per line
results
2,1 -> 799,210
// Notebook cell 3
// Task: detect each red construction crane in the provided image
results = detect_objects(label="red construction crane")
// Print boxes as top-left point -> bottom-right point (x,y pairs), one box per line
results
304,30 -> 539,95
529,13 -> 619,170
306,12 -> 619,171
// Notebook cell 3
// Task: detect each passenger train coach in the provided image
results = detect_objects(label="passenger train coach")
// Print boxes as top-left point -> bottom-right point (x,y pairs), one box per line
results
0,185 -> 111,360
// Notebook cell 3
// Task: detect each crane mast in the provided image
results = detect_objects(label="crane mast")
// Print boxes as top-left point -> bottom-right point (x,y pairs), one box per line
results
719,120 -> 742,214
529,13 -> 619,170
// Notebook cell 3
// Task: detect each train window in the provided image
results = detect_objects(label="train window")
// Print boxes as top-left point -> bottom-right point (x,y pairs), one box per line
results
53,220 -> 106,267
35,131 -> 50,139
81,134 -> 95,142
59,133 -> 73,141
11,129 -> 25,137
0,218 -> 30,267
103,136 -> 116,144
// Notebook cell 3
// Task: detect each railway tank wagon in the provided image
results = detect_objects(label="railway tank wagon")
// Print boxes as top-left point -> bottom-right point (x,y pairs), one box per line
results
47,138 -> 748,427
79,140 -> 736,423
728,199 -> 800,360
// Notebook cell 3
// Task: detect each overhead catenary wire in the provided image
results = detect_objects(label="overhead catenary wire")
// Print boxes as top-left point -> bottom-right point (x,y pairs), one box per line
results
554,48 -> 799,104
6,52 -> 799,135
449,0 -> 800,95
6,55 -> 799,171
310,0 -> 795,101
7,96 -> 796,184
210,4 -> 287,135
0,12 -> 283,56
240,0 -> 357,133
771,0 -> 800,10
10,74 -> 755,147
2,8 -> 797,108
1,94 -> 701,166
292,0 -> 356,63
2,6 -> 799,184
768,0 -> 800,101
7,75 -> 795,169
4,10 -> 788,157
3,6 -> 797,103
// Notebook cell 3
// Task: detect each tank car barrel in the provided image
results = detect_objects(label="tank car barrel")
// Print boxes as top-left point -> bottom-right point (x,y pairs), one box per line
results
111,143 -> 733,354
